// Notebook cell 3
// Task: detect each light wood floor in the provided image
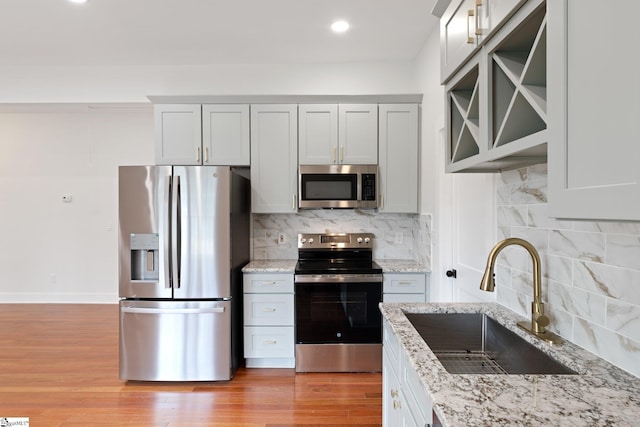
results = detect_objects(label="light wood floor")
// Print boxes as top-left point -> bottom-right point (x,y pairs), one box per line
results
0,304 -> 382,426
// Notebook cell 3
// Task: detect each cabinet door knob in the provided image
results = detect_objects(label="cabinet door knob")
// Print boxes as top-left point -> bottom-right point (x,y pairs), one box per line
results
446,269 -> 457,278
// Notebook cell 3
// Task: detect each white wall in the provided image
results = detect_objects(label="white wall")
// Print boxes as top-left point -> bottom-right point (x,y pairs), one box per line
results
0,60 -> 423,303
415,27 -> 446,300
0,105 -> 154,303
0,62 -> 418,103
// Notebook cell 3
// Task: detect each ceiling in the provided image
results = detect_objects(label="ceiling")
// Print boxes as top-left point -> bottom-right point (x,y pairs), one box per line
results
1,0 -> 439,67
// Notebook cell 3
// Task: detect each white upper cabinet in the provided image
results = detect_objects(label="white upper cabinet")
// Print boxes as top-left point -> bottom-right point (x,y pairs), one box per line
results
299,103 -> 378,165
379,104 -> 419,213
445,0 -> 547,172
154,103 -> 250,166
298,104 -> 339,164
440,0 -> 526,83
154,104 -> 202,165
548,0 -> 640,220
338,104 -> 378,164
476,0 -> 527,41
202,104 -> 250,165
441,0 -> 481,83
250,104 -> 298,213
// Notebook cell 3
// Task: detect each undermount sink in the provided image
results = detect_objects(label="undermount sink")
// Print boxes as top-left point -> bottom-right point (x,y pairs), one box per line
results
405,313 -> 577,375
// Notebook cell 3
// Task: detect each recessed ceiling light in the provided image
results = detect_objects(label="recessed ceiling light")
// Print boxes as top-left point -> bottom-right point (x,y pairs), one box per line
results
68,0 -> 88,4
331,20 -> 350,33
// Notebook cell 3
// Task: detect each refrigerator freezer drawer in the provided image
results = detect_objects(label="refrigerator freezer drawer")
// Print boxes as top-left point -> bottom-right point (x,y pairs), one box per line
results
119,300 -> 232,381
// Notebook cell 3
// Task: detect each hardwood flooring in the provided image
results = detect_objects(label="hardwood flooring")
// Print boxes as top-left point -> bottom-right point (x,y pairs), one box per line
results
0,304 -> 382,426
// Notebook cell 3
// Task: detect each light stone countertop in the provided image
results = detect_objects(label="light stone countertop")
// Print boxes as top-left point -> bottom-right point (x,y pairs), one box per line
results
380,302 -> 640,426
242,259 -> 297,273
242,259 -> 429,274
375,259 -> 430,273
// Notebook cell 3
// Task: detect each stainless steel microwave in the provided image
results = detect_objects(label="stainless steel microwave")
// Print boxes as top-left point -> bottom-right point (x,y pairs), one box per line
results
298,164 -> 378,209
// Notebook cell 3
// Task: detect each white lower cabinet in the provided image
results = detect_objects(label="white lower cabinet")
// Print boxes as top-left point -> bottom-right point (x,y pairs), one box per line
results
383,273 -> 427,303
243,273 -> 295,368
383,319 -> 433,427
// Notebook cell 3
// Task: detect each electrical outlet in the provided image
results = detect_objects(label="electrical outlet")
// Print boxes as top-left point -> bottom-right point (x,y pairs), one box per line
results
394,232 -> 403,245
278,233 -> 287,245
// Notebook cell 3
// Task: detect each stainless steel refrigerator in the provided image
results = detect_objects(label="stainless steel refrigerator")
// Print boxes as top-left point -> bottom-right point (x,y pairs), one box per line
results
118,165 -> 250,381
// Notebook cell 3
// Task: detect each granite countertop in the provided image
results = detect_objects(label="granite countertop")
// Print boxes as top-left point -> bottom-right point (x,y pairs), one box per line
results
242,259 -> 297,273
375,259 -> 430,273
242,259 -> 429,273
380,302 -> 640,426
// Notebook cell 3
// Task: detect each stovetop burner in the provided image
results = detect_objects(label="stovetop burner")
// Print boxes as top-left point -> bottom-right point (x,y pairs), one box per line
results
295,233 -> 381,275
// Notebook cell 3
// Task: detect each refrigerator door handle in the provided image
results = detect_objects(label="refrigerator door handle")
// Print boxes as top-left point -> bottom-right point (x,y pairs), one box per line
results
171,175 -> 181,289
163,175 -> 173,289
121,306 -> 226,315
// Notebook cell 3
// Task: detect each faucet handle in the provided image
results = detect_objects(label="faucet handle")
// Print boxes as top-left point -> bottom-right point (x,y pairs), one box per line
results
533,313 -> 550,333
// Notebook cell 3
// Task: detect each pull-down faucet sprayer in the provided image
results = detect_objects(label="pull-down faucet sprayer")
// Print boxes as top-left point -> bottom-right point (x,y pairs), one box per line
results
480,238 -> 562,345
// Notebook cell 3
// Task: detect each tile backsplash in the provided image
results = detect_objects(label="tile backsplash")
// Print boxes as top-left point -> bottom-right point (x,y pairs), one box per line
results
252,210 -> 431,267
495,163 -> 640,378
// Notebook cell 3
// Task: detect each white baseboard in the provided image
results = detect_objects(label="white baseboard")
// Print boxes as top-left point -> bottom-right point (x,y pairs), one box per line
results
0,293 -> 118,304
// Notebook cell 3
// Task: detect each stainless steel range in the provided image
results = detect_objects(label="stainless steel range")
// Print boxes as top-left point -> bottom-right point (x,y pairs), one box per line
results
294,233 -> 383,372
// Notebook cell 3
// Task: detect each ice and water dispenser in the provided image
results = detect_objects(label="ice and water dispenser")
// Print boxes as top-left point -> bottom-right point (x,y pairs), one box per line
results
130,233 -> 159,281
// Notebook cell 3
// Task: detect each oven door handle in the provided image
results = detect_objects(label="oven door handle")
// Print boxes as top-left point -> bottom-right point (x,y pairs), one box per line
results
294,274 -> 383,284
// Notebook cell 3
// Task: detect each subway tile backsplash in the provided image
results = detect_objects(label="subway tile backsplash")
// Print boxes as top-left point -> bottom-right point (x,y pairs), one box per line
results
496,163 -> 640,378
251,210 -> 431,267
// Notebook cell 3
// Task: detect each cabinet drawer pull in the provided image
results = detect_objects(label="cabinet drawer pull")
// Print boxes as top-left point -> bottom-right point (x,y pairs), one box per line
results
474,0 -> 485,35
396,281 -> 413,286
262,308 -> 277,312
340,146 -> 344,162
292,194 -> 297,210
263,340 -> 277,345
390,389 -> 399,398
393,400 -> 401,410
333,147 -> 337,163
467,9 -> 475,44
204,147 -> 209,163
261,281 -> 278,286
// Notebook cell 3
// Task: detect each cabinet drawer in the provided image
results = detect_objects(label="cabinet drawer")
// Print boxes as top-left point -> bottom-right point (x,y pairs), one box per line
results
244,294 -> 294,326
383,274 -> 426,294
383,293 -> 425,303
244,273 -> 294,293
383,320 -> 401,377
244,326 -> 294,358
401,350 -> 432,425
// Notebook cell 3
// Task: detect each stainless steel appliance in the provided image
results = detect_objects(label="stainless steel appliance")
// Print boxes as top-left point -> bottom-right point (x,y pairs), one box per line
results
118,165 -> 250,381
294,233 -> 383,372
298,164 -> 378,209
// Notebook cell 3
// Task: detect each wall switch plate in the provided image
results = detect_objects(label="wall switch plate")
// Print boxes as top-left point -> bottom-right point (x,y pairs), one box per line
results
62,194 -> 72,203
278,232 -> 287,245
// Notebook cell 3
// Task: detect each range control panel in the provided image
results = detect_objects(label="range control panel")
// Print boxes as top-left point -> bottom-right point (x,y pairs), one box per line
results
298,233 -> 374,249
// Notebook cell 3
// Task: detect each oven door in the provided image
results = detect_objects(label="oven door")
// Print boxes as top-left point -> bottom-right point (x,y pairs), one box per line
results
294,275 -> 382,344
